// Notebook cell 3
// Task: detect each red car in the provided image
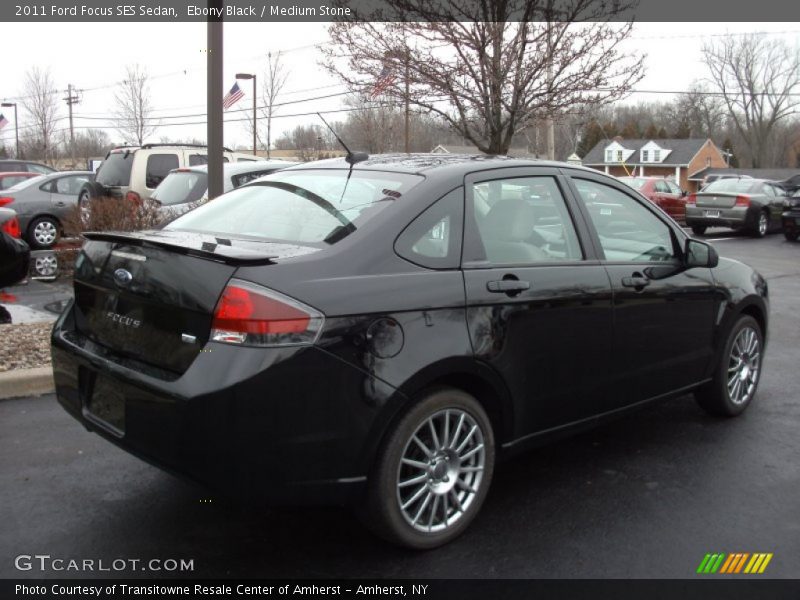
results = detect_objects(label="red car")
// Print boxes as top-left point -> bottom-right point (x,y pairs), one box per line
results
618,176 -> 688,224
0,171 -> 39,191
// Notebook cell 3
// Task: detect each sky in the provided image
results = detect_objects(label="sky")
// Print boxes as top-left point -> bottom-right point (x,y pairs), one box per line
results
0,21 -> 798,153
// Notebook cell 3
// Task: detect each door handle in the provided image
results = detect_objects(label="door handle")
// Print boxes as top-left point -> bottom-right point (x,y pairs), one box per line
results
621,273 -> 650,289
487,280 -> 530,294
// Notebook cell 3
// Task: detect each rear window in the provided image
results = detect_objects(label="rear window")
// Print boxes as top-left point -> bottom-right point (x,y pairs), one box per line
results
96,152 -> 134,187
620,178 -> 647,190
703,179 -> 757,194
5,175 -> 46,191
151,171 -> 208,206
167,169 -> 424,245
145,154 -> 180,189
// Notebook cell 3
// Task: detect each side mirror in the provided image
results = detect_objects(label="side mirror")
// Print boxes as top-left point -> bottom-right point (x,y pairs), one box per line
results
685,238 -> 718,269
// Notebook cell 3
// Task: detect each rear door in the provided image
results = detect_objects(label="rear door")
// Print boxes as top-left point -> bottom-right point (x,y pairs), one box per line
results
461,167 -> 614,437
565,172 -> 717,410
49,174 -> 90,216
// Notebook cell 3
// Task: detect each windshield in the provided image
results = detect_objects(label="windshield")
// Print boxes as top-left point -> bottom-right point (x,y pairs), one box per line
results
167,169 -> 424,245
96,151 -> 134,187
702,179 -> 757,194
5,175 -> 46,192
619,178 -> 647,190
151,171 -> 208,206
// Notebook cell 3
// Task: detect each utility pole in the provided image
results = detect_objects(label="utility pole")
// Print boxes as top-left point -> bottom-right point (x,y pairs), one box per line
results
64,84 -> 80,167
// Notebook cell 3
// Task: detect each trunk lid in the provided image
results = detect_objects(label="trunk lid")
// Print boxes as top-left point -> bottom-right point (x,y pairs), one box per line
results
694,192 -> 743,209
72,230 -> 318,374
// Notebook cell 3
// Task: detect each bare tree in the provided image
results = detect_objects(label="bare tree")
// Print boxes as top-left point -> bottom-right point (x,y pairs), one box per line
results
20,67 -> 60,164
322,0 -> 644,154
704,35 -> 800,168
262,52 -> 289,158
113,64 -> 159,145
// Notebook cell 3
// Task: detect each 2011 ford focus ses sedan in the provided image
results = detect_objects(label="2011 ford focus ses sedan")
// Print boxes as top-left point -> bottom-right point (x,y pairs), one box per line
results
51,155 -> 769,549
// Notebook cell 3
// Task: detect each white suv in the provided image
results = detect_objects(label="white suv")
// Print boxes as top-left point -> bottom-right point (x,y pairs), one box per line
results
78,144 -> 263,206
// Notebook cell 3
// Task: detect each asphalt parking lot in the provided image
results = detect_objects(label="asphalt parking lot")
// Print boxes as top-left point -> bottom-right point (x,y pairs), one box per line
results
1,228 -> 798,579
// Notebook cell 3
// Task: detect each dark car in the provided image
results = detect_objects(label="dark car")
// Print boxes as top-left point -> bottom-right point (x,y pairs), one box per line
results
0,160 -> 57,175
685,178 -> 787,237
618,176 -> 688,223
0,207 -> 30,289
51,155 -> 769,549
781,191 -> 800,241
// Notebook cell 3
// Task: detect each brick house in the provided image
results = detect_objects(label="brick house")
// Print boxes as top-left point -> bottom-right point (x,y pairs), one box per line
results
581,138 -> 728,193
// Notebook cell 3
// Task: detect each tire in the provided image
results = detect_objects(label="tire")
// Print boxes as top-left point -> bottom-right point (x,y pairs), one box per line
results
361,388 -> 495,549
691,225 -> 707,236
78,190 -> 92,227
784,229 -> 798,242
752,211 -> 769,238
27,216 -> 60,249
695,315 -> 763,417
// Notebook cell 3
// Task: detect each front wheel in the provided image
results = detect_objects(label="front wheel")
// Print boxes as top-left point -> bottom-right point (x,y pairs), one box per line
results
362,388 -> 495,549
785,229 -> 799,242
695,315 -> 764,417
691,225 -> 707,236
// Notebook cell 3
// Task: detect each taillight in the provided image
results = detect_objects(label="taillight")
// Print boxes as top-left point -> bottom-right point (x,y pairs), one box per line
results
211,279 -> 324,346
1,215 -> 21,238
0,196 -> 14,207
735,195 -> 751,207
686,194 -> 696,206
126,191 -> 141,204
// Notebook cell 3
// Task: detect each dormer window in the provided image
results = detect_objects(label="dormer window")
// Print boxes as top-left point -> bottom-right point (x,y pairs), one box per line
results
642,150 -> 649,162
616,150 -> 623,162
606,150 -> 612,162
654,150 -> 661,162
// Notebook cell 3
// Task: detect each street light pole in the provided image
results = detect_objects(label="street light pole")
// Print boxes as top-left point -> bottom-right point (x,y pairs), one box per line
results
236,73 -> 257,156
1,103 -> 19,159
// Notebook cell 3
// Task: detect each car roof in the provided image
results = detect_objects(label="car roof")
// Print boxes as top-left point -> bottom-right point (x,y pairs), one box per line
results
171,161 -> 299,176
278,153 -> 599,177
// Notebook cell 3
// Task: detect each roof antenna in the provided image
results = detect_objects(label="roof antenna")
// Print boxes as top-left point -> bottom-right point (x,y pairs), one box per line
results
316,112 -> 369,165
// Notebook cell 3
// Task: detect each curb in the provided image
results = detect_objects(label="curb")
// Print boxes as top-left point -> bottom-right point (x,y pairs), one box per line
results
0,366 -> 55,400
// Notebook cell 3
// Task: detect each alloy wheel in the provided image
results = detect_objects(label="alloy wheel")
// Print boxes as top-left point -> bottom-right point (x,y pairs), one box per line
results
727,326 -> 761,405
396,408 -> 486,533
758,213 -> 768,236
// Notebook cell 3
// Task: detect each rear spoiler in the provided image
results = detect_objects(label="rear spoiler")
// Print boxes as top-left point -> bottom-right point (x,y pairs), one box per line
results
82,231 -> 278,265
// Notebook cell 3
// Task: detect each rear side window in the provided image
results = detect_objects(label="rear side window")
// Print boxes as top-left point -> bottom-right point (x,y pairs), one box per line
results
231,169 -> 278,188
167,170 -> 423,246
395,188 -> 463,269
145,154 -> 179,189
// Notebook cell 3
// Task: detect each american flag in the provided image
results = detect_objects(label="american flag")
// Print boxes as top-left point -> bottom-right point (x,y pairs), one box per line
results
0,114 -> 8,130
222,83 -> 245,110
369,65 -> 395,98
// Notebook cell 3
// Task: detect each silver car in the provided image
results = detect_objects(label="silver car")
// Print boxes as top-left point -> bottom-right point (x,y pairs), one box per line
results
0,171 -> 93,249
150,161 -> 298,222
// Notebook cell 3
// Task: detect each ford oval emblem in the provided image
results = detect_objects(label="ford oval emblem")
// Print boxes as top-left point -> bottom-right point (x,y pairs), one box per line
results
114,268 -> 133,286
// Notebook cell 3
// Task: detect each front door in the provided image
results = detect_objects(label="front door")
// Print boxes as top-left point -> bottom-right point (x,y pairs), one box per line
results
461,168 -> 614,439
566,174 -> 717,412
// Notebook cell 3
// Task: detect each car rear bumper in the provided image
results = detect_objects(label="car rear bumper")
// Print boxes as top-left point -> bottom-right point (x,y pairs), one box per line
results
685,205 -> 754,230
50,301 -> 399,506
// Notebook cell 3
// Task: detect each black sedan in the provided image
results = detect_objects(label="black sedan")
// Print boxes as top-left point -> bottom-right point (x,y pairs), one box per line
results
685,177 -> 788,237
781,192 -> 800,241
51,155 -> 769,549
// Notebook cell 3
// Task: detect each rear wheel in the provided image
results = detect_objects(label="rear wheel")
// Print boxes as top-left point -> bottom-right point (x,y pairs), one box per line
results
27,216 -> 59,249
695,315 -> 763,417
691,225 -> 707,236
362,388 -> 495,549
752,211 -> 769,238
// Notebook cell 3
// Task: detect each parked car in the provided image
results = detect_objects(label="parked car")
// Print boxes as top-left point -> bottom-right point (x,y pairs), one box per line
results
150,160 -> 298,222
700,173 -> 752,189
781,191 -> 800,241
0,172 -> 39,190
78,144 -> 265,209
0,207 -> 30,288
0,159 -> 57,175
685,178 -> 788,237
0,171 -> 93,249
52,155 -> 768,549
618,176 -> 688,223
